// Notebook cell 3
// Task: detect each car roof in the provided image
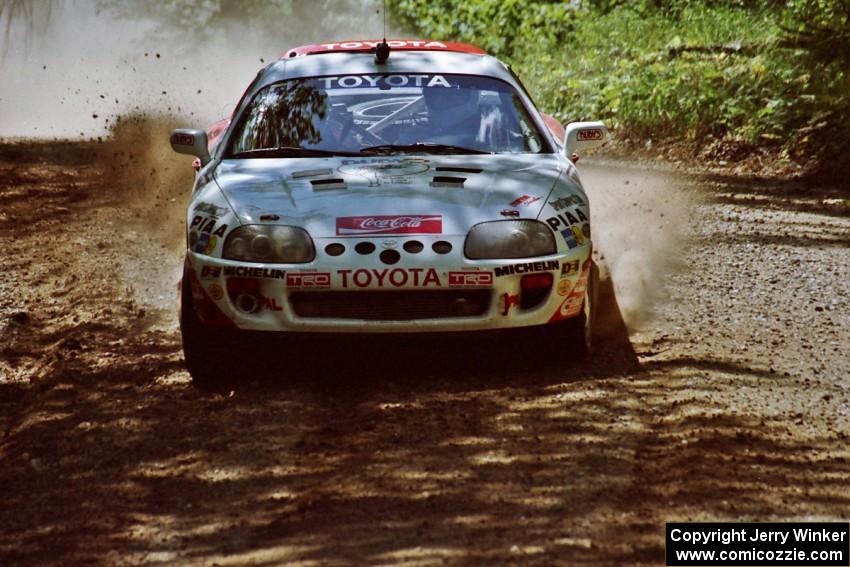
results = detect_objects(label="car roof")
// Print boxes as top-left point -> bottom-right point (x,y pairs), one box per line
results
283,39 -> 488,58
256,50 -> 516,91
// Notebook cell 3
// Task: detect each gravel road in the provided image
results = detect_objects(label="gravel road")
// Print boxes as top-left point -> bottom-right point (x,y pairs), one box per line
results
1,140 -> 848,565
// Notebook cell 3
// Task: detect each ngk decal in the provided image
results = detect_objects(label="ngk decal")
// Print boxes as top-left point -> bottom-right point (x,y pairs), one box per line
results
338,268 -> 441,288
336,215 -> 442,236
286,272 -> 331,288
448,272 -> 494,287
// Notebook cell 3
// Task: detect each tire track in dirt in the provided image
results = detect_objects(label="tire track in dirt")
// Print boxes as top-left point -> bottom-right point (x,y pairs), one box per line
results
1,145 -> 848,565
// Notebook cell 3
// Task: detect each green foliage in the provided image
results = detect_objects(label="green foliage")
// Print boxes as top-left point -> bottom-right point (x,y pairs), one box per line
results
391,0 -> 850,175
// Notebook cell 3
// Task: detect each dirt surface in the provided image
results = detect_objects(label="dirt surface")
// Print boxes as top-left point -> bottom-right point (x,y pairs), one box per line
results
1,140 -> 848,566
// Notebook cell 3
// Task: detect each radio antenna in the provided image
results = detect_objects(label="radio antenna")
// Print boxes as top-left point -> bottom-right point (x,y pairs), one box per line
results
375,0 -> 390,63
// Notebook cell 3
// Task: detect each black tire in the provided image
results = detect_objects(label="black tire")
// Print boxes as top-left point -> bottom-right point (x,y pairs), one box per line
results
561,259 -> 599,359
179,262 -> 234,389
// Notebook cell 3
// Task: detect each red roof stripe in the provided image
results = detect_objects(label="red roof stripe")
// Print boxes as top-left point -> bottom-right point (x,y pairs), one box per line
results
283,40 -> 487,58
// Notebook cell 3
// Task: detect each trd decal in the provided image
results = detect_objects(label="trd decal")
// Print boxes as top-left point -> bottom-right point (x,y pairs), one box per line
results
171,132 -> 195,146
448,272 -> 493,287
286,273 -> 331,288
577,129 -> 604,141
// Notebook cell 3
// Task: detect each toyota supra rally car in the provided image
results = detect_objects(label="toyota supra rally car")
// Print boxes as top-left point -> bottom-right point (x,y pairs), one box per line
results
170,39 -> 608,386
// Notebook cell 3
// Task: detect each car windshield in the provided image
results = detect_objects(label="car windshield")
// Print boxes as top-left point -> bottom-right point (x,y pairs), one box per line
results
225,73 -> 549,157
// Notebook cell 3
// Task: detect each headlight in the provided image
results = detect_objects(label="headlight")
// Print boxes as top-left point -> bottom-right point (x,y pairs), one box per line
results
464,220 -> 556,259
223,225 -> 315,263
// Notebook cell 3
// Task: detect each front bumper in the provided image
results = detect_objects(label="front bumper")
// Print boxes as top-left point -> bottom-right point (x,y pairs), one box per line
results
188,235 -> 591,333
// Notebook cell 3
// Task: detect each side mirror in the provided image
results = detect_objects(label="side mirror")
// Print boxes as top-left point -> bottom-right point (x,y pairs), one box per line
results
170,128 -> 210,166
564,121 -> 608,157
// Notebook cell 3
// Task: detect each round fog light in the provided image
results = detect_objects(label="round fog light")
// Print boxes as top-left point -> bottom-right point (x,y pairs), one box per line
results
235,293 -> 259,314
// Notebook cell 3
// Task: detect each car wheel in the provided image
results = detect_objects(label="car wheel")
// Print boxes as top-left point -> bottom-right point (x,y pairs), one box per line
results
562,260 -> 599,359
179,262 -> 233,389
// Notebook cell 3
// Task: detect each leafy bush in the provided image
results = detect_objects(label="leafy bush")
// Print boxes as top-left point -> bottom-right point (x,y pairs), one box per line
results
391,0 -> 850,181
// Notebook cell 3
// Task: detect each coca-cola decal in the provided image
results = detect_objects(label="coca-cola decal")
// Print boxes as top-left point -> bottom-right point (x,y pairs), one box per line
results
336,215 -> 442,236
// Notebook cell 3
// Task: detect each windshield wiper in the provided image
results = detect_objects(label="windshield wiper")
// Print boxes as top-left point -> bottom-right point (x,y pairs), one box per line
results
227,146 -> 361,158
359,143 -> 491,155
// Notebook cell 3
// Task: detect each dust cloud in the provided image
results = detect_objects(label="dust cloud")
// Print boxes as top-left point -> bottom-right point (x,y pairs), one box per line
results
0,0 -> 398,139
0,0 -> 400,313
581,160 -> 692,331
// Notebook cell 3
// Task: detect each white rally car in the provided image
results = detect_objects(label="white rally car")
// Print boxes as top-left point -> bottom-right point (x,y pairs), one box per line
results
171,39 -> 607,385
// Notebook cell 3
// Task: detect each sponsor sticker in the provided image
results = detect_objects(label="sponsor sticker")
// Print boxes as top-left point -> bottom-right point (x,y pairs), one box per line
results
286,272 -> 331,288
561,260 -> 580,277
549,262 -> 591,323
448,271 -> 493,287
260,296 -> 283,311
577,128 -> 603,141
171,133 -> 195,146
318,74 -> 452,90
190,215 -> 228,237
510,195 -> 541,207
557,279 -> 574,296
545,208 -> 588,233
193,232 -> 211,254
201,265 -> 221,279
338,268 -> 441,288
548,195 -> 586,210
500,293 -> 520,316
336,215 -> 442,236
194,201 -> 228,218
570,225 -> 586,247
320,40 -> 449,51
207,283 -> 224,301
223,266 -> 286,279
561,229 -> 578,249
494,260 -> 559,277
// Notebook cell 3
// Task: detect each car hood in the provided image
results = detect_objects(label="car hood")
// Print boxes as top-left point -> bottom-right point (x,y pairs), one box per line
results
213,154 -> 565,237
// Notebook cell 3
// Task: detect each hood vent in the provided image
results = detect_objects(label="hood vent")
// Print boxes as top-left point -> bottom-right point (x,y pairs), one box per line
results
310,178 -> 347,191
430,176 -> 466,188
293,168 -> 333,179
435,166 -> 482,174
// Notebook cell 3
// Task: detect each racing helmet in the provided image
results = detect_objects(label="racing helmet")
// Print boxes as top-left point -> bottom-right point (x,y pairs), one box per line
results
422,85 -> 479,116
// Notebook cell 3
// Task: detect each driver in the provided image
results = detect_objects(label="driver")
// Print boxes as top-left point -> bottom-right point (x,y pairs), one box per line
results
400,86 -> 482,144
